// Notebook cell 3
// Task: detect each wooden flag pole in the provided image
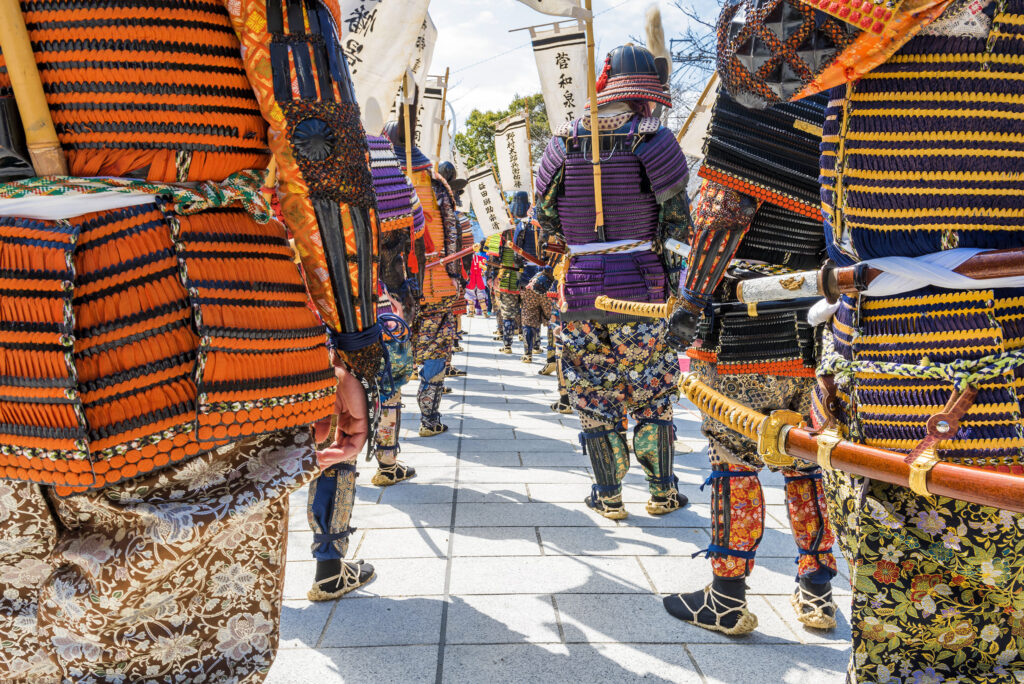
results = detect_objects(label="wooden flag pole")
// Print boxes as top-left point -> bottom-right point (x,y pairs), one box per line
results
435,68 -> 450,168
402,72 -> 414,180
583,0 -> 604,241
0,0 -> 67,176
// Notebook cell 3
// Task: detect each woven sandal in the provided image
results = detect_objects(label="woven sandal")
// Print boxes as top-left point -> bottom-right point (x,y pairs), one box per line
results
445,367 -> 467,377
550,399 -> 573,415
371,462 -> 417,487
499,345 -> 512,354
419,421 -> 449,438
664,585 -> 759,635
584,493 -> 628,521
521,354 -> 533,363
307,561 -> 375,602
791,583 -> 838,630
646,490 -> 687,516
538,362 -> 556,376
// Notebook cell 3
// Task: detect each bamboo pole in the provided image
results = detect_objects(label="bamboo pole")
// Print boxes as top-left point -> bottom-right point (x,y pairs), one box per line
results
523,107 -> 540,252
402,71 -> 414,180
0,0 -> 67,176
523,108 -> 536,204
676,73 -> 718,143
435,68 -> 450,167
583,0 -> 604,241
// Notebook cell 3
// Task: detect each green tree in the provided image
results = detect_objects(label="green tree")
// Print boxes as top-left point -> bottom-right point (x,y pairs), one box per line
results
454,93 -> 550,170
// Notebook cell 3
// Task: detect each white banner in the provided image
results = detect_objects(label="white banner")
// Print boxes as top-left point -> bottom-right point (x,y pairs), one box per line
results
415,74 -> 446,161
467,165 -> 510,238
513,0 -> 588,18
340,0 -> 430,135
678,73 -> 720,161
439,122 -> 454,165
493,114 -> 533,195
531,22 -> 589,132
454,148 -> 469,180
409,14 -> 437,90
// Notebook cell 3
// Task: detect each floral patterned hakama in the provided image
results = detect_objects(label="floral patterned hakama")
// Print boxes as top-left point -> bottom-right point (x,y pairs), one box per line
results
561,320 -> 679,427
0,430 -> 316,683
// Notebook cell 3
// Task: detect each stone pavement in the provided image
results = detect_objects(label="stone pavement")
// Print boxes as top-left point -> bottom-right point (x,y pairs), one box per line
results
268,315 -> 853,683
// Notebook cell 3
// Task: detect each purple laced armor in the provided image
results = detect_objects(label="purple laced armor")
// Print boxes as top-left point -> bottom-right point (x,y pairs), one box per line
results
367,134 -> 424,230
536,117 -> 689,318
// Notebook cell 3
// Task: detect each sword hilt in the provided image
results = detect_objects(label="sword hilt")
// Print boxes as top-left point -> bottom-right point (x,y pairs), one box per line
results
593,295 -> 674,319
678,373 -> 767,442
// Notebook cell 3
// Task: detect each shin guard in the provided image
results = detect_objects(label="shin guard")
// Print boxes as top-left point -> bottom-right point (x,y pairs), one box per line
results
376,401 -> 401,466
634,419 -> 678,497
418,381 -> 445,426
580,428 -> 630,501
782,470 -> 838,584
502,318 -> 516,346
701,466 -> 763,578
523,326 -> 537,354
307,462 -> 357,561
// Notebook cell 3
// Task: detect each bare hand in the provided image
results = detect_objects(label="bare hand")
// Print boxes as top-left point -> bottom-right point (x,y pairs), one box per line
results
314,363 -> 368,468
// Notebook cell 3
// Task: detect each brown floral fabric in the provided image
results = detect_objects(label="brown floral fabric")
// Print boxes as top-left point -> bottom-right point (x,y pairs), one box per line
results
520,288 -> 553,330
412,311 -> 456,364
0,482 -> 60,682
0,429 -> 317,684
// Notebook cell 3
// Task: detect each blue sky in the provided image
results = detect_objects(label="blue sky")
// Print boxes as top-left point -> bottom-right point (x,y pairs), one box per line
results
430,0 -> 704,128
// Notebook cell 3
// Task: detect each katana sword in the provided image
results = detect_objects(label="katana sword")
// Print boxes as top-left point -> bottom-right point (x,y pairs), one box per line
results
594,294 -> 819,319
594,295 -> 674,319
428,245 -> 475,268
737,247 -> 1024,305
678,374 -> 1024,513
508,240 -> 546,267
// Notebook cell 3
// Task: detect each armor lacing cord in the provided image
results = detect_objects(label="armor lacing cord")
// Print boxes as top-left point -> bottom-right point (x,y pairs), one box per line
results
783,472 -> 823,484
399,276 -> 420,300
380,313 -> 411,343
312,526 -> 356,552
820,347 -> 1024,393
0,170 -> 274,222
578,427 -> 619,456
323,462 -> 358,475
329,322 -> 383,352
692,544 -> 757,561
650,474 -> 679,488
635,417 -> 676,431
374,312 -> 411,396
699,470 -> 758,492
